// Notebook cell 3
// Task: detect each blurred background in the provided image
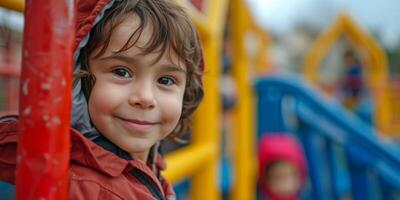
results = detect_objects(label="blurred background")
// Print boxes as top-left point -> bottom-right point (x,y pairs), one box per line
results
1,0 -> 400,199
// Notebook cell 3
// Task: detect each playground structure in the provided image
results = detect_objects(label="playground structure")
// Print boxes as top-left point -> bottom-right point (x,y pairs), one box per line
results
1,0 -> 400,200
228,0 -> 270,199
256,75 -> 400,200
304,12 -> 400,137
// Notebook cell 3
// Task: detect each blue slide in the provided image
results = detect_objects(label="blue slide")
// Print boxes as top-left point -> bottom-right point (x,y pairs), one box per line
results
255,75 -> 400,200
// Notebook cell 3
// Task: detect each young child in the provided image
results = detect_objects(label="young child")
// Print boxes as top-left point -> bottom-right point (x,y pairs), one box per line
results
341,50 -> 364,110
0,0 -> 204,199
258,134 -> 308,200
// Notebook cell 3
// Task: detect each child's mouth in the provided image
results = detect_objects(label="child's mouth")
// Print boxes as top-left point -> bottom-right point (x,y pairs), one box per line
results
117,117 -> 157,133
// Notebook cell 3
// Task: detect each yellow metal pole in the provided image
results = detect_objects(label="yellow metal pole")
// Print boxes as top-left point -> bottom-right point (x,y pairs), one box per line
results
190,0 -> 229,199
165,1 -> 228,200
190,23 -> 223,200
164,143 -> 215,183
230,0 -> 257,200
203,0 -> 227,41
0,0 -> 24,12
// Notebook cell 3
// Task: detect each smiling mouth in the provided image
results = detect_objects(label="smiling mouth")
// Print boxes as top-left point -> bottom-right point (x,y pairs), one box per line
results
117,117 -> 157,132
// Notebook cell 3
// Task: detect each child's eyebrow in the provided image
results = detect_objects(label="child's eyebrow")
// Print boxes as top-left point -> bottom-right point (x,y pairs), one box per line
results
98,53 -> 136,63
162,65 -> 187,74
99,53 -> 187,74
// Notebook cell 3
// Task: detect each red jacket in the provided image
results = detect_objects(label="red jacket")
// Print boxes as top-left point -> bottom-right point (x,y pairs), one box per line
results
0,118 -> 175,200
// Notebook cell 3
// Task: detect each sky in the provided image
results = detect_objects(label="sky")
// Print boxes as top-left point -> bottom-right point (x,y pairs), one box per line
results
1,0 -> 400,49
246,0 -> 400,49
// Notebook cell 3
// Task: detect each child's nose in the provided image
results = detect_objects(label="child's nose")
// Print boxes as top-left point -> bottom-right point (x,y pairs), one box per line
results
128,82 -> 156,109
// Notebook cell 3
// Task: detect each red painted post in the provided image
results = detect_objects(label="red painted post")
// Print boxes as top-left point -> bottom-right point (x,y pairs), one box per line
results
16,0 -> 75,199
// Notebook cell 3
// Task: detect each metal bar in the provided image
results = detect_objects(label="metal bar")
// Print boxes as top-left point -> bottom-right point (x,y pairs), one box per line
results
230,0 -> 257,199
190,31 -> 222,200
301,131 -> 327,200
164,0 -> 228,199
15,0 -> 75,199
326,142 -> 341,200
348,166 -> 372,200
164,143 -> 215,183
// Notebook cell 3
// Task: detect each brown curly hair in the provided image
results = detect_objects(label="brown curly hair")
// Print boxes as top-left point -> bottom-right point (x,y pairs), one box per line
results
76,0 -> 204,142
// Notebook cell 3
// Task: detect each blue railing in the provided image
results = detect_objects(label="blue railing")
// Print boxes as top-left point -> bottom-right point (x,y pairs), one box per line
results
255,75 -> 400,200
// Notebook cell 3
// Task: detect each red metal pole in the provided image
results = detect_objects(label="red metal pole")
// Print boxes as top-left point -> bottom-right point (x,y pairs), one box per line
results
16,0 -> 75,199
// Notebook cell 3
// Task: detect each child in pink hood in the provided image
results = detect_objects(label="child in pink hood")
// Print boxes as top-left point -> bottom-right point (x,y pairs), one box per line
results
258,134 -> 308,200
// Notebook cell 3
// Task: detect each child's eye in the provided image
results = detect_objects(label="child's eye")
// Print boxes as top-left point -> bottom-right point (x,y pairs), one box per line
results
112,68 -> 131,78
158,76 -> 176,85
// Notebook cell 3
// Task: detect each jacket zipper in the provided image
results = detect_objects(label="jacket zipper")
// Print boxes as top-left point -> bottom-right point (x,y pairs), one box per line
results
131,168 -> 164,200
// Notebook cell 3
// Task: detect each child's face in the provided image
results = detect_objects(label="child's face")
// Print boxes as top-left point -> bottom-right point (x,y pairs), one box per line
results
87,13 -> 187,163
265,160 -> 301,197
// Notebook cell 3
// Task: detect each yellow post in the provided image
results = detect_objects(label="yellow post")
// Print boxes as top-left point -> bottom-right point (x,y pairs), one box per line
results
163,143 -> 215,183
190,1 -> 228,199
164,1 -> 229,200
190,35 -> 222,200
229,0 -> 257,199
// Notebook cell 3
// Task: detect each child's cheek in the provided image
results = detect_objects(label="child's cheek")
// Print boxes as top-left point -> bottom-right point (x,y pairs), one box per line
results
89,82 -> 122,115
160,95 -> 183,131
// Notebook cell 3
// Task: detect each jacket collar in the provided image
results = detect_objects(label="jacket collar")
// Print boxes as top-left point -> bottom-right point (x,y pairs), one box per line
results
70,128 -> 167,177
